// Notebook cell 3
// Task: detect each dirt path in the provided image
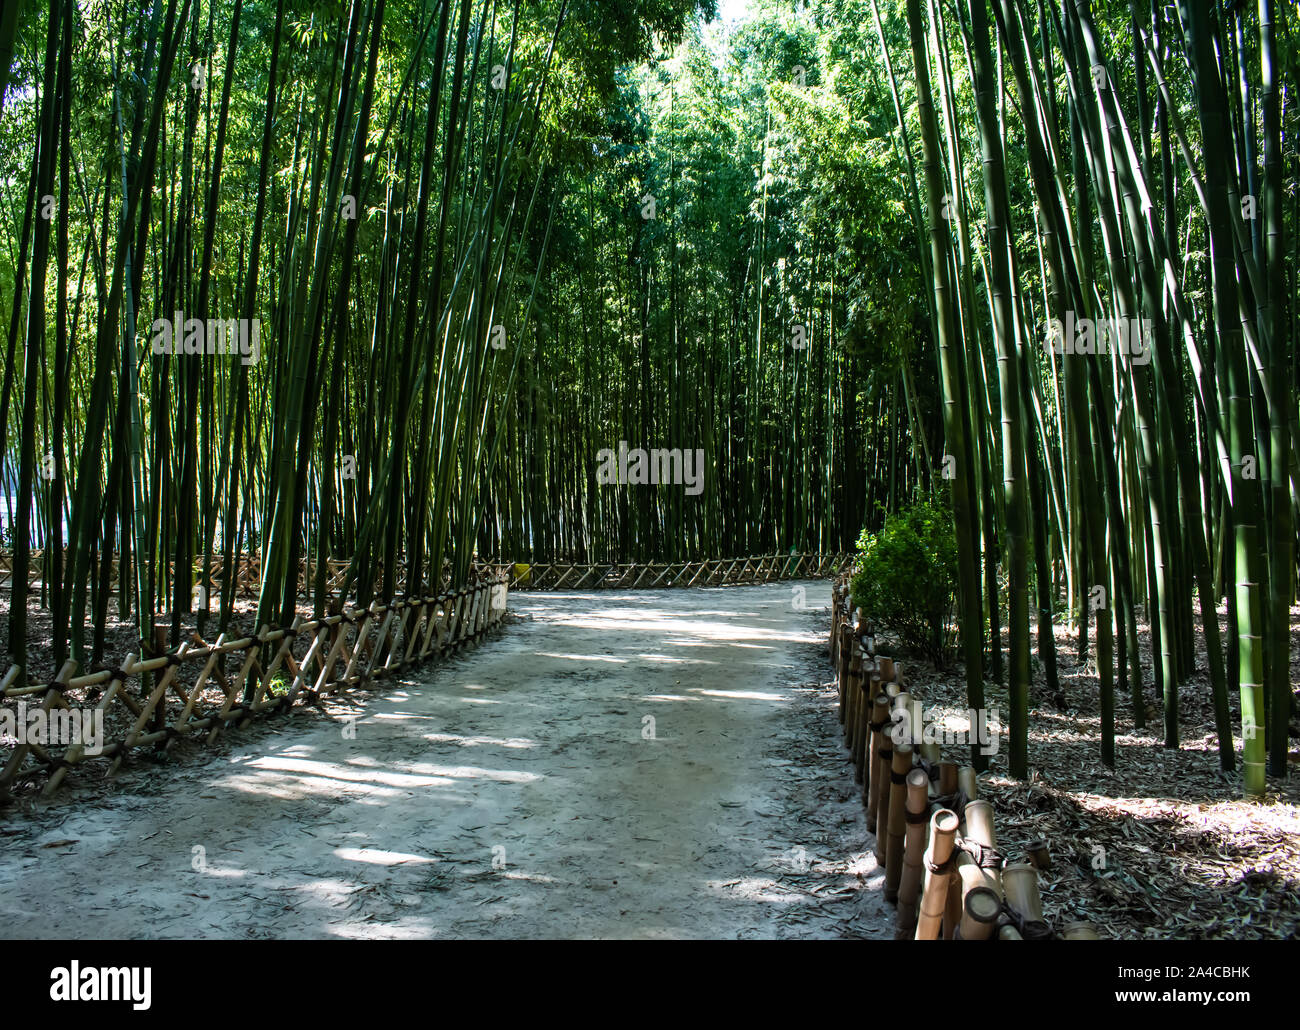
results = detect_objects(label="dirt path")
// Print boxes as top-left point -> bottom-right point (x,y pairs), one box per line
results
1,582 -> 890,939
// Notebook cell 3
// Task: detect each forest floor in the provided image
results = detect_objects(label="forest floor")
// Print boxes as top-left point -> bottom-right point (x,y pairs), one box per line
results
886,609 -> 1300,940
0,581 -> 895,940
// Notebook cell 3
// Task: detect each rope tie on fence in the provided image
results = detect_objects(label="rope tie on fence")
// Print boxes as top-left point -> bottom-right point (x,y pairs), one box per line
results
1001,901 -> 1056,940
932,789 -> 969,821
954,835 -> 1004,870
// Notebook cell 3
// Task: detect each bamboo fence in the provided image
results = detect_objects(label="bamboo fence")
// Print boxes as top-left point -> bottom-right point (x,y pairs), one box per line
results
2,551 -> 850,597
1,553 -> 846,803
0,575 -> 509,802
828,578 -> 1100,941
504,552 -> 850,591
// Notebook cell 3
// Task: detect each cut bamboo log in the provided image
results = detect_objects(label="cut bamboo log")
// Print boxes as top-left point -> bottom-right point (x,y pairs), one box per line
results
957,765 -> 978,801
837,624 -> 852,724
955,798 -> 1002,901
883,742 -> 913,900
945,793 -> 996,940
1001,861 -> 1051,939
851,651 -> 873,780
845,642 -> 862,751
861,662 -> 883,808
868,693 -> 892,828
830,585 -> 842,662
873,695 -> 895,865
915,808 -> 960,940
856,656 -> 881,791
958,886 -> 1001,940
895,766 -> 931,936
940,790 -> 962,940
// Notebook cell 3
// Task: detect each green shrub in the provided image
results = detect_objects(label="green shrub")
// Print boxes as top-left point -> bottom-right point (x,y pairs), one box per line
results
850,500 -> 957,663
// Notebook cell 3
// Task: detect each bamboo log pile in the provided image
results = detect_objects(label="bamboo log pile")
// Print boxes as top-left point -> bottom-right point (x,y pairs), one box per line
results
829,614 -> 1092,940
0,574 -> 510,803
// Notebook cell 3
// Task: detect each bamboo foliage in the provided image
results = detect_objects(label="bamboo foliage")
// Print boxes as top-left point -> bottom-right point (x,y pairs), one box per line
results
1,0 -> 709,683
878,0 -> 1294,798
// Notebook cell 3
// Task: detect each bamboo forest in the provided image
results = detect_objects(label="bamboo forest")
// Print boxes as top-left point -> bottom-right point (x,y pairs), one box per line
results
0,0 -> 1297,964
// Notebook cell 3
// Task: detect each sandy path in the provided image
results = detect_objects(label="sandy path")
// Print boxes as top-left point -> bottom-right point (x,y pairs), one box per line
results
1,582 -> 890,939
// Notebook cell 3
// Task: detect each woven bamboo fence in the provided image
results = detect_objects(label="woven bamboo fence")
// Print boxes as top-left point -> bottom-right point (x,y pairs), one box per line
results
504,552 -> 850,591
828,578 -> 1100,941
0,575 -> 509,802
